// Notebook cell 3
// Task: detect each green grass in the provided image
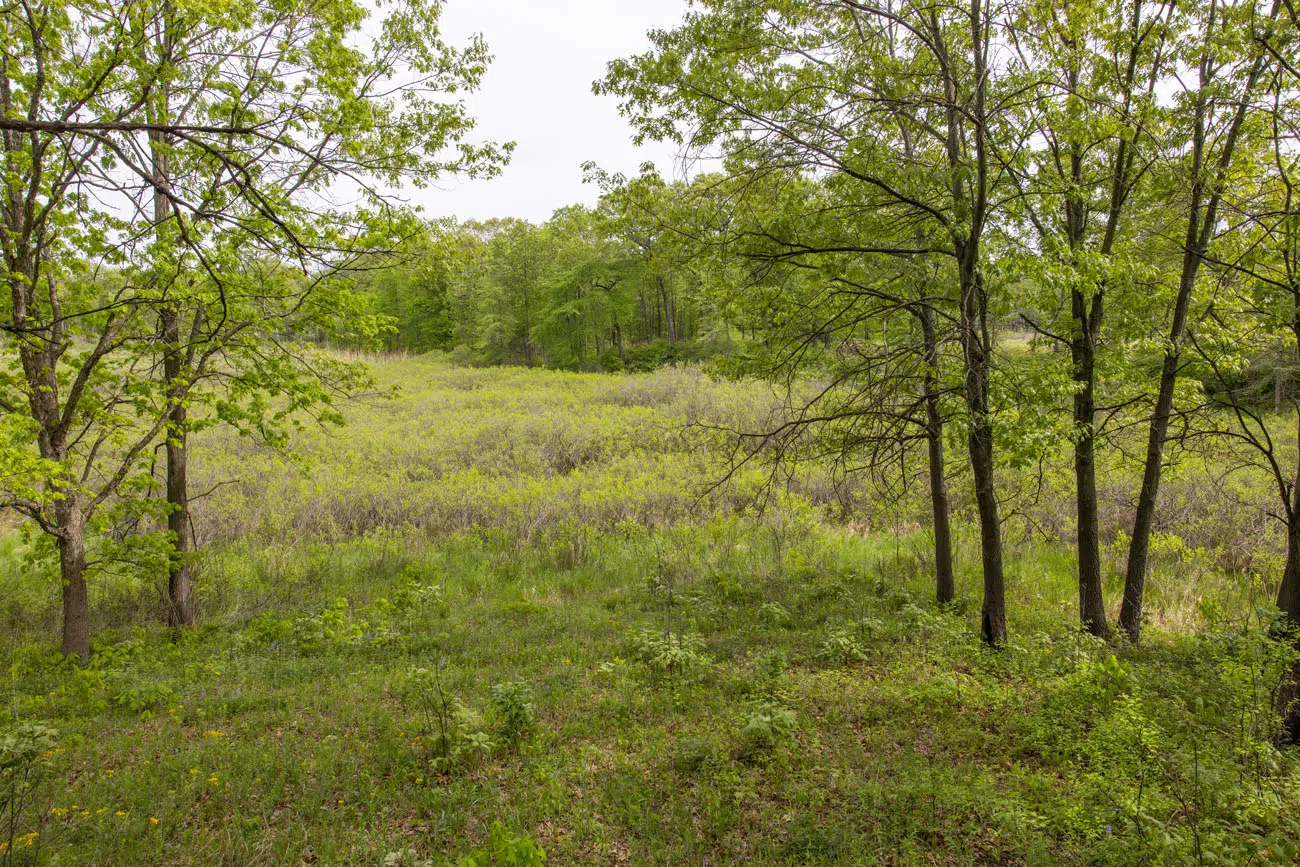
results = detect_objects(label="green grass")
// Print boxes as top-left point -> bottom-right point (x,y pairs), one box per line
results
2,355 -> 1298,865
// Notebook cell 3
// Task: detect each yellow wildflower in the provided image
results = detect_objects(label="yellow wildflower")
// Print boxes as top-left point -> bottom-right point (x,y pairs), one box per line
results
150,817 -> 160,825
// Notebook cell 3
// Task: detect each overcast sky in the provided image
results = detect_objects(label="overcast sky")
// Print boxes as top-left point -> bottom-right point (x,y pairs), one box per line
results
410,0 -> 690,224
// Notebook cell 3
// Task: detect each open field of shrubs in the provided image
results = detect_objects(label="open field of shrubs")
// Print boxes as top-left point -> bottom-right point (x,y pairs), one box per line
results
2,356 -> 1298,865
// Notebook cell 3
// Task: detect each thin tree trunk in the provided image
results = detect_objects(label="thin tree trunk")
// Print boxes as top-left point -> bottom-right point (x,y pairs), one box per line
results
1072,289 -> 1108,637
1120,12 -> 1274,640
1120,241 -> 1199,640
149,51 -> 195,627
919,305 -> 955,604
960,266 -> 1006,645
1276,413 -> 1300,742
162,306 -> 194,626
659,276 -> 676,343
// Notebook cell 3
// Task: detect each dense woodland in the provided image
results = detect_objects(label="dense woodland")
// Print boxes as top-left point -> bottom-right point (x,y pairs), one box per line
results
3,0 -> 1300,863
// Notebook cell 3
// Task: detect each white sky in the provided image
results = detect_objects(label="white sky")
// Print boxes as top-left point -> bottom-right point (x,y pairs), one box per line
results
415,0 -> 691,224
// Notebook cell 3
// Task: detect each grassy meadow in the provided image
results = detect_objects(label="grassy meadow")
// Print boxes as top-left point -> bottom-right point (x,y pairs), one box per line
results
2,355 -> 1299,865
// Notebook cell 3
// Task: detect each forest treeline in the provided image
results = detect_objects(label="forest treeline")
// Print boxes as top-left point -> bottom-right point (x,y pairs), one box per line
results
349,172 -> 738,372
3,0 -> 1300,741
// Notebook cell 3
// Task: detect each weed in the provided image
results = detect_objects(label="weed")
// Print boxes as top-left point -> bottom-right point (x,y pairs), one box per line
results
627,627 -> 710,676
490,681 -> 536,746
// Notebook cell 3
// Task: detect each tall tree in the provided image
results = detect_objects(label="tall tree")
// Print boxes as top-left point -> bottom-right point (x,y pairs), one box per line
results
599,0 -> 1020,641
1119,0 -> 1283,640
0,0 -> 505,656
1004,0 -> 1175,636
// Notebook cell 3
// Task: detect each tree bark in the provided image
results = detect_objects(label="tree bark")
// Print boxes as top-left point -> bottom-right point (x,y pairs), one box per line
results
919,305 -> 955,604
960,265 -> 1006,645
1276,414 -> 1300,743
162,306 -> 194,626
57,496 -> 90,661
1120,11 -> 1274,641
1072,288 -> 1109,637
1119,232 -> 1200,641
659,275 -> 676,343
150,56 -> 196,627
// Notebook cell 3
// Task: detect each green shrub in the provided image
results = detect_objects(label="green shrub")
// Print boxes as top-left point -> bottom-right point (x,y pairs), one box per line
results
0,723 -> 58,860
489,681 -> 536,746
736,701 -> 797,760
668,737 -> 713,774
382,822 -> 546,866
815,625 -> 868,665
627,627 -> 710,675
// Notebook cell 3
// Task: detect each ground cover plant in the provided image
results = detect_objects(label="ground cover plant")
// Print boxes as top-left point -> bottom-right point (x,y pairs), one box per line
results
2,356 -> 1298,865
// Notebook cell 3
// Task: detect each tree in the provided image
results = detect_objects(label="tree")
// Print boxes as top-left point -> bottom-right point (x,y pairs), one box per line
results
599,0 -> 1022,641
1189,36 -> 1300,738
1003,0 -> 1176,636
0,0 -> 506,657
1118,0 -> 1284,641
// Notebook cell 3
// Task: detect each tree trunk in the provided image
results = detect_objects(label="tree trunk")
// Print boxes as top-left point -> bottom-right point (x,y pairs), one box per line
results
1072,288 -> 1108,637
163,307 -> 194,626
1119,27 -> 1270,641
57,497 -> 90,661
1278,519 -> 1300,744
659,276 -> 676,343
150,74 -> 195,627
1276,414 -> 1300,743
919,305 -> 955,604
1119,257 -> 1196,641
960,266 -> 1006,645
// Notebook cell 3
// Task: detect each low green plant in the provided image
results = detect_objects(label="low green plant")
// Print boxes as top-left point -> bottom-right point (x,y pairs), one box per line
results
490,681 -> 536,746
815,625 -> 868,665
401,664 -> 495,771
668,737 -> 713,774
736,701 -> 797,761
1,723 -> 58,864
110,680 -> 178,717
627,627 -> 710,675
757,601 -> 792,627
382,822 -> 545,866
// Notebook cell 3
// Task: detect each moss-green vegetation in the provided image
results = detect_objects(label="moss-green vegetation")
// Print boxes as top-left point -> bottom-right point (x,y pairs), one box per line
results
2,356 -> 1298,865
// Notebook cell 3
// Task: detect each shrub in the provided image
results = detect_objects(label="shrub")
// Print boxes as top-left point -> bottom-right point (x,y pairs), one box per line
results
758,601 -> 792,627
668,737 -> 713,774
736,701 -> 797,761
1,723 -> 58,861
489,681 -> 536,746
815,625 -> 869,665
627,627 -> 710,675
400,665 -> 495,771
